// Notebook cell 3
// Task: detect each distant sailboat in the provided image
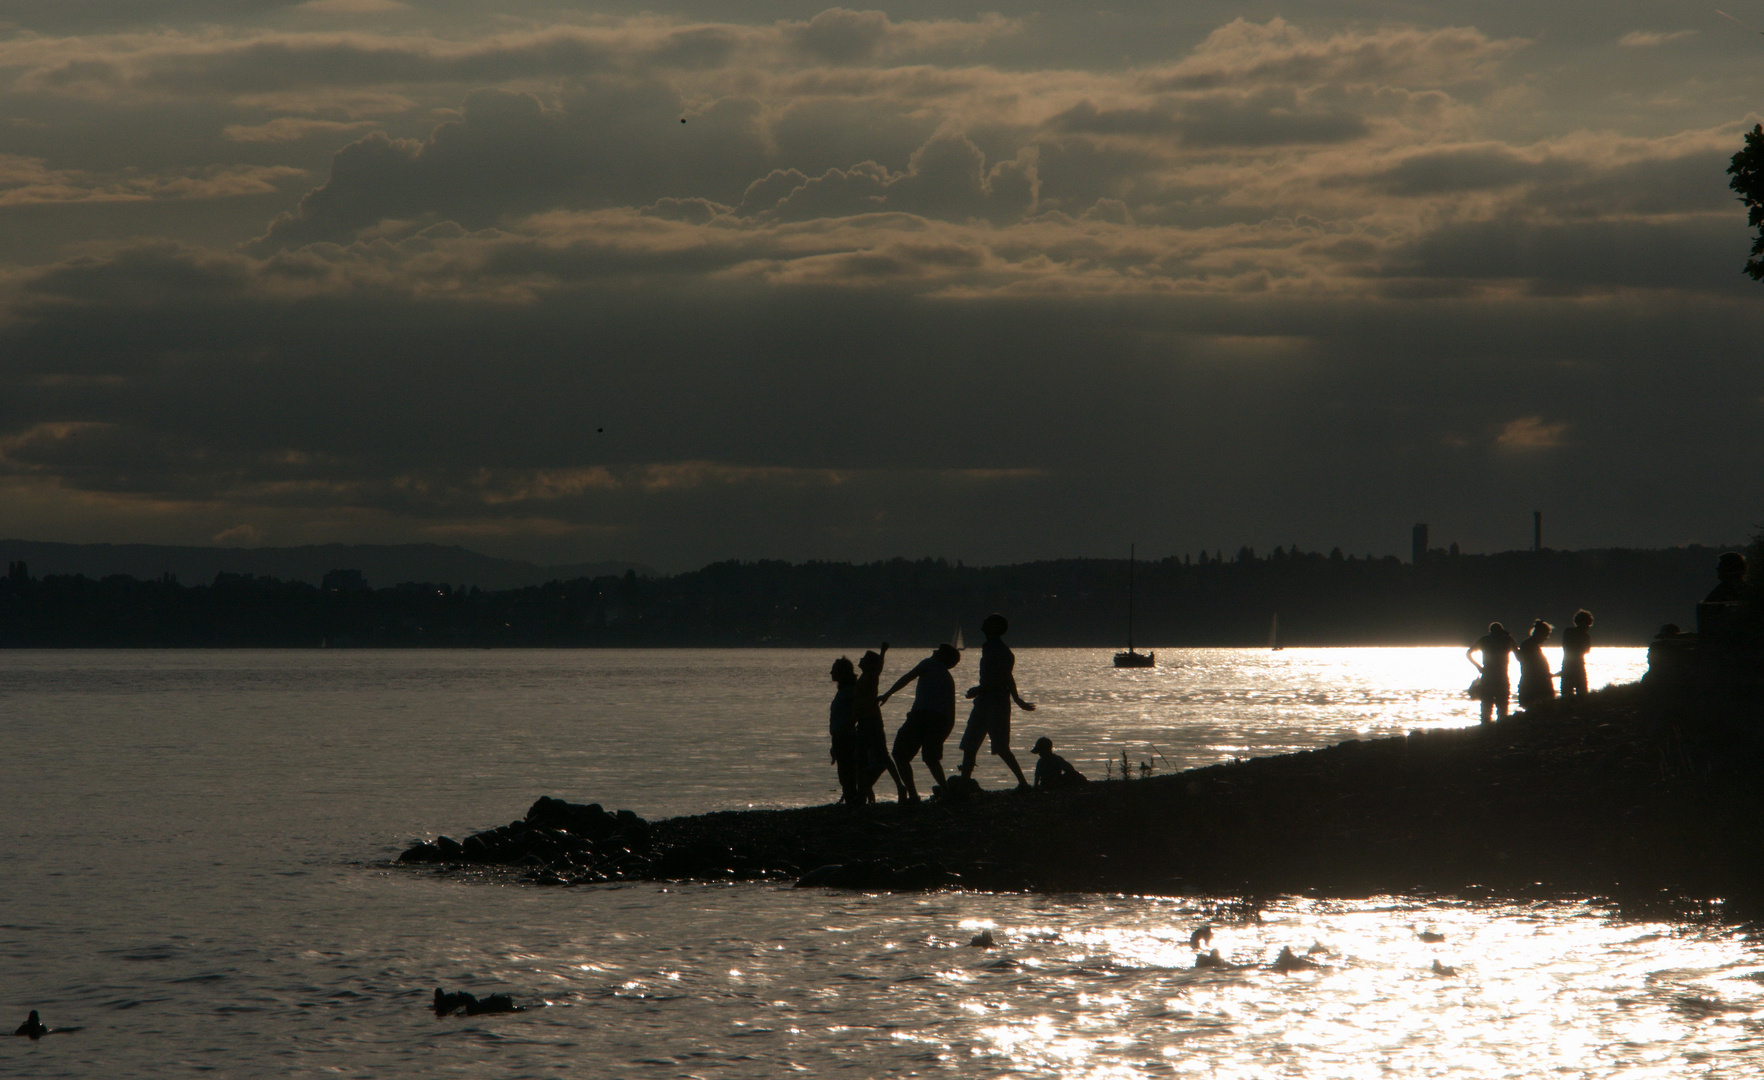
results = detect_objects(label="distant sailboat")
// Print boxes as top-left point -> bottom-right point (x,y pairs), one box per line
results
1269,612 -> 1284,651
1113,543 -> 1155,668
951,625 -> 965,651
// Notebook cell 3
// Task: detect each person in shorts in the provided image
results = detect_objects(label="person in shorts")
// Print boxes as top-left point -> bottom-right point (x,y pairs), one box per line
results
957,613 -> 1036,791
879,642 -> 962,802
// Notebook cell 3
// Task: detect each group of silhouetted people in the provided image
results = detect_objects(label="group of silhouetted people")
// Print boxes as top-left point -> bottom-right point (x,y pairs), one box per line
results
1467,609 -> 1594,722
826,613 -> 1085,803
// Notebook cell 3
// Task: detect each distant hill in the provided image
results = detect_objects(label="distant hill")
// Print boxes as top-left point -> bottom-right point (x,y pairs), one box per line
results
0,540 -> 651,591
0,543 -> 1742,647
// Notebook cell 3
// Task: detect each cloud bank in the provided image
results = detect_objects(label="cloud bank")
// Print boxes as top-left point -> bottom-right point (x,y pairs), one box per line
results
1,3 -> 1760,567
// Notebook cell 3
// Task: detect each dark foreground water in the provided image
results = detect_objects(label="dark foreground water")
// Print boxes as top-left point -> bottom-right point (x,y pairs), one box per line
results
8,647 -> 1764,1078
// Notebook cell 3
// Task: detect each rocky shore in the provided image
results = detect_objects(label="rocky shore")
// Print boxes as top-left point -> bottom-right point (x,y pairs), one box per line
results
398,681 -> 1764,910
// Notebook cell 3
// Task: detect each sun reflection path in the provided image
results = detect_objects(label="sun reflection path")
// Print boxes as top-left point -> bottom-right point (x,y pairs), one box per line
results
875,893 -> 1764,1079
1028,647 -> 1649,778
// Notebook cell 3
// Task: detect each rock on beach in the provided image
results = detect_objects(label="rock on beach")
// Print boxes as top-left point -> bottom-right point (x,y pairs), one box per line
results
395,683 -> 1764,910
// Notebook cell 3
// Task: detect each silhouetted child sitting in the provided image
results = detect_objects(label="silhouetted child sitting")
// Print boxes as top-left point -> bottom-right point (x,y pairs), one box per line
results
1031,737 -> 1087,790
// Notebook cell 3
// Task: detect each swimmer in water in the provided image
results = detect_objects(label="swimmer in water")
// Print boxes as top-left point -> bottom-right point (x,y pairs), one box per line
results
1271,946 -> 1319,972
15,1011 -> 47,1039
433,989 -> 522,1016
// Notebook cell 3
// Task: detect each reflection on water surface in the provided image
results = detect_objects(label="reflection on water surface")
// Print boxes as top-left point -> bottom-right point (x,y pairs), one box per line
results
5,646 -> 1743,1078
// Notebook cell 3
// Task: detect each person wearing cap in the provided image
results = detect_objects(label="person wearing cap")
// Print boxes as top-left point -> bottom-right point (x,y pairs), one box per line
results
879,642 -> 962,802
957,613 -> 1036,790
1030,736 -> 1086,790
1467,622 -> 1517,723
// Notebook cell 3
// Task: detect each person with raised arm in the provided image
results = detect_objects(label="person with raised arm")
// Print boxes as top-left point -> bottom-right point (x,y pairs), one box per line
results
852,644 -> 909,802
879,642 -> 962,802
1467,622 -> 1517,724
956,613 -> 1036,791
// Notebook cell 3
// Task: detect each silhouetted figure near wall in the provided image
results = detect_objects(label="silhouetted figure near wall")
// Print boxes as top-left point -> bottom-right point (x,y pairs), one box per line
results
1517,619 -> 1556,708
1560,610 -> 1593,698
879,642 -> 961,802
827,657 -> 860,804
1706,552 -> 1748,604
1031,736 -> 1087,790
1468,622 -> 1517,723
1697,551 -> 1749,647
853,645 -> 908,802
1645,623 -> 1698,689
958,614 -> 1036,790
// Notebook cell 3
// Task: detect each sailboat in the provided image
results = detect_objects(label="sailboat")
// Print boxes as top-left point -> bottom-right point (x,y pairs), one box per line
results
1113,543 -> 1155,668
1269,612 -> 1284,651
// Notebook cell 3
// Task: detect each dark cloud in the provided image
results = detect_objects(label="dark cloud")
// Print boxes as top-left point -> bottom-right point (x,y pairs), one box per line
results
1051,89 -> 1368,148
1401,216 -> 1750,295
4,228 -> 1762,567
1358,146 -> 1543,195
251,85 -> 774,249
792,8 -> 895,63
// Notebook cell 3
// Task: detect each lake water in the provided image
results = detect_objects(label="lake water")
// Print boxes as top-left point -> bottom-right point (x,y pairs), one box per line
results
7,646 -> 1764,1078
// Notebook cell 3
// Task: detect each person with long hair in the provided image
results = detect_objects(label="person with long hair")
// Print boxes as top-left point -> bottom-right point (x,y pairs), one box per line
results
1517,619 -> 1556,708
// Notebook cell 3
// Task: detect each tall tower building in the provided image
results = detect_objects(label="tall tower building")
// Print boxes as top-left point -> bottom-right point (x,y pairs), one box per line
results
1411,523 -> 1429,565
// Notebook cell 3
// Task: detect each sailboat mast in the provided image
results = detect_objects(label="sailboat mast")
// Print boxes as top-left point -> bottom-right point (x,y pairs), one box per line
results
1127,543 -> 1135,651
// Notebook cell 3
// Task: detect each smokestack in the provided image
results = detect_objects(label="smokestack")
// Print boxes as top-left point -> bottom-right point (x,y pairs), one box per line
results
1411,523 -> 1428,565
1533,510 -> 1542,553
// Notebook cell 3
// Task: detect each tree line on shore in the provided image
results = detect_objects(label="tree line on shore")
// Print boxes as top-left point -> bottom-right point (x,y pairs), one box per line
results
0,544 -> 1733,648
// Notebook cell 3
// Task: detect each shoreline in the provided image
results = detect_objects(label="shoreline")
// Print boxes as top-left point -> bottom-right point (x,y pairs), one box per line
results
399,681 -> 1764,912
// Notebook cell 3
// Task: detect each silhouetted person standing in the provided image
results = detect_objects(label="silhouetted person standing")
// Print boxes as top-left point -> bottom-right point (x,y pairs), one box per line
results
1468,622 -> 1517,723
853,644 -> 908,802
879,642 -> 961,802
1560,610 -> 1593,698
958,614 -> 1036,790
1517,619 -> 1555,708
827,657 -> 860,804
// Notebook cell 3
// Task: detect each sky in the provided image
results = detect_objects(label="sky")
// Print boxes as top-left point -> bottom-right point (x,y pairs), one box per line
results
2,1 -> 1762,572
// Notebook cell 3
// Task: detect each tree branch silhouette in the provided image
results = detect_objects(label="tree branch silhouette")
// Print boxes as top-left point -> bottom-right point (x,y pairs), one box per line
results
1727,124 -> 1764,280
